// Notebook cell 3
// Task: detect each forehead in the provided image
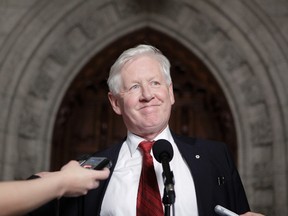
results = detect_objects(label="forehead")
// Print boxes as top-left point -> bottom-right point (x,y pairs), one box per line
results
121,55 -> 162,76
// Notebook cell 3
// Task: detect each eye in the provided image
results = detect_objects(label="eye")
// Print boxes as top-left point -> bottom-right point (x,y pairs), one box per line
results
129,84 -> 140,91
151,81 -> 161,86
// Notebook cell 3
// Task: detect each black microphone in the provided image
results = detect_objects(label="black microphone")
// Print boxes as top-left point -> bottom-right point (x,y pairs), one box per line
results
152,139 -> 175,205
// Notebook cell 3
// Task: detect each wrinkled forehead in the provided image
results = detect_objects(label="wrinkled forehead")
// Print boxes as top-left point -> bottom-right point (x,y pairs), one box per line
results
120,55 -> 164,80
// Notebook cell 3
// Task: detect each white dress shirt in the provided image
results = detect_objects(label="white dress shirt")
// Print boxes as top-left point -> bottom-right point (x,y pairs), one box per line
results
101,126 -> 198,216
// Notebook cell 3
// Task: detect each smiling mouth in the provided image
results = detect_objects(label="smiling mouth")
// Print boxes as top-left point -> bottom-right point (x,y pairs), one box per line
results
139,105 -> 161,114
140,104 -> 159,110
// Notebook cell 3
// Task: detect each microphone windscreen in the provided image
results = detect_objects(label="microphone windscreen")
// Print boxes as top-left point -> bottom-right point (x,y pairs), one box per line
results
153,139 -> 174,163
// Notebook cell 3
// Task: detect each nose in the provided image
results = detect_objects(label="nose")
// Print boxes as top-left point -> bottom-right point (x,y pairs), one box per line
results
140,85 -> 154,101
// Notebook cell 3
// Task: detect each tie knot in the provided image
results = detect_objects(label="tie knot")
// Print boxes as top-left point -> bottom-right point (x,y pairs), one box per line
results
138,140 -> 155,154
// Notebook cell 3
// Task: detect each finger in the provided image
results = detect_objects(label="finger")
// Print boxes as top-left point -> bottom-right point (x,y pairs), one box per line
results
92,169 -> 110,180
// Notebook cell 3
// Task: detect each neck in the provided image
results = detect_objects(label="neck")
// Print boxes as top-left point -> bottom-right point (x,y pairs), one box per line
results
134,127 -> 167,141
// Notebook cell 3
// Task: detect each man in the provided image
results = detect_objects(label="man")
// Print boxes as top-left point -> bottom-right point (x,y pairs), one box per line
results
1,160 -> 109,216
28,44 -> 263,216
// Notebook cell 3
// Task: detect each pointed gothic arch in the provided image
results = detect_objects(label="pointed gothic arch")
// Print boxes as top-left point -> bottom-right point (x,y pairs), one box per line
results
50,28 -> 237,171
0,1 -> 287,214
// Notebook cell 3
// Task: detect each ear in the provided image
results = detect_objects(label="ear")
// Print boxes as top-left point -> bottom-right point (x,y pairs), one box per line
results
108,92 -> 122,115
168,83 -> 175,105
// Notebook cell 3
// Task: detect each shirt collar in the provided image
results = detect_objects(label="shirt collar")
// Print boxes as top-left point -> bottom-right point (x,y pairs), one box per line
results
126,126 -> 174,156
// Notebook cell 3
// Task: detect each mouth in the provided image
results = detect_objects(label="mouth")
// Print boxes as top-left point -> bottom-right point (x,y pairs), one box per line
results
139,104 -> 160,114
140,104 -> 159,110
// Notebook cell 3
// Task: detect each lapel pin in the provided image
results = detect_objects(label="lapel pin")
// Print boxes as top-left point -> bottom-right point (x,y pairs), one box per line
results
195,155 -> 200,159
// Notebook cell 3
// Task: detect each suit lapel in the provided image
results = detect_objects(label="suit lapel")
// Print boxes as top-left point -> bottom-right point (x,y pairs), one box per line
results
173,135 -> 216,216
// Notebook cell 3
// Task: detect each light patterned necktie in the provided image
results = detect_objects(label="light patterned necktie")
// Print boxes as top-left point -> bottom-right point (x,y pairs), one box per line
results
137,140 -> 164,216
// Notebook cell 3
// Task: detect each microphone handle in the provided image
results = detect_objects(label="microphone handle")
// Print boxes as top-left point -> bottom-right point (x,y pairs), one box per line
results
161,157 -> 175,205
162,157 -> 174,186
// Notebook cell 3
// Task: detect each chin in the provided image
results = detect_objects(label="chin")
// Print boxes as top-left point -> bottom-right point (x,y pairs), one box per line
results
142,124 -> 165,134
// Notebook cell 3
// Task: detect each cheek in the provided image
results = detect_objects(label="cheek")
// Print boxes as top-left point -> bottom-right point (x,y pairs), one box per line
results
160,90 -> 174,105
122,96 -> 138,112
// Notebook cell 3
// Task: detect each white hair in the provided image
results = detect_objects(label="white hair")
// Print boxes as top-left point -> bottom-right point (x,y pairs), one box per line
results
107,44 -> 172,95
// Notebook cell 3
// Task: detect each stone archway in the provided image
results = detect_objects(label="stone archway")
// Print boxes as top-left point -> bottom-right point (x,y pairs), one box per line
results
50,28 -> 237,171
0,1 -> 287,215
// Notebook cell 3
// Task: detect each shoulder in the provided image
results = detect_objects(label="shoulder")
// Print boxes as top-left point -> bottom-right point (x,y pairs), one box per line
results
172,132 -> 227,150
172,133 -> 233,164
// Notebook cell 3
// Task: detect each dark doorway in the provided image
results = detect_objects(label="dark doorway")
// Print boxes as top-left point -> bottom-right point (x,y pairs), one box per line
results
50,28 -> 237,171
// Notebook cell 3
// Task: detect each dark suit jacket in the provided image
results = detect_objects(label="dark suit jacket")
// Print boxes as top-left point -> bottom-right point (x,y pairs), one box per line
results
27,133 -> 250,216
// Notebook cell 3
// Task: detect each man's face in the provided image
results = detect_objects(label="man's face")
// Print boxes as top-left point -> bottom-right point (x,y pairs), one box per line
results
108,55 -> 175,138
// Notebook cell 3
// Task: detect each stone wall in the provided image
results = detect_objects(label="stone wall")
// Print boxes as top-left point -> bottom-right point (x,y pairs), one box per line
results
0,0 -> 287,215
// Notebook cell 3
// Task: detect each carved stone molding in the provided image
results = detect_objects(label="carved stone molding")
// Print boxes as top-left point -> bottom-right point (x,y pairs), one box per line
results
0,0 -> 287,215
